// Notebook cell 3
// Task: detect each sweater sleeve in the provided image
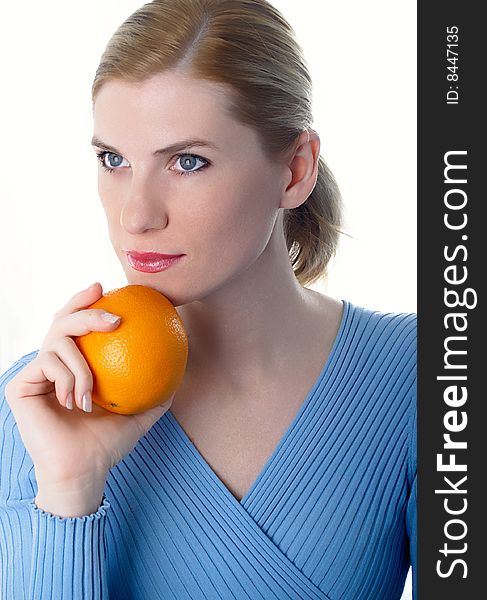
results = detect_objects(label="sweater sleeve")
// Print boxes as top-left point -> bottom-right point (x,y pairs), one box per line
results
0,352 -> 111,599
406,393 -> 417,600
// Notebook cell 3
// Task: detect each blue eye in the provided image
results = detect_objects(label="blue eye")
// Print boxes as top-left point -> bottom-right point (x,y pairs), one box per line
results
95,150 -> 209,176
96,150 -> 129,173
173,154 -> 208,175
106,153 -> 123,168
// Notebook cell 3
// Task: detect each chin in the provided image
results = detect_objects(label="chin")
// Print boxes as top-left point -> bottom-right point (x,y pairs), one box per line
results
119,255 -> 239,308
120,271 -> 195,308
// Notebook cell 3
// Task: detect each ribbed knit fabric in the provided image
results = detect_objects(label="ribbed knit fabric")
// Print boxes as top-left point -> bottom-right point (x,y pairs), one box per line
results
1,300 -> 416,600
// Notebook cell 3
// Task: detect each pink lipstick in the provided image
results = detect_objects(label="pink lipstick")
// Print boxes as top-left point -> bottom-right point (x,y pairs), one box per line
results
124,251 -> 185,273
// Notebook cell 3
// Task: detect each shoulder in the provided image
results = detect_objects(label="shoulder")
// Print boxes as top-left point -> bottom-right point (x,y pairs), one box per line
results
345,299 -> 416,335
330,302 -> 417,491
313,293 -> 416,377
343,303 -> 417,480
343,300 -> 416,364
340,300 -> 416,413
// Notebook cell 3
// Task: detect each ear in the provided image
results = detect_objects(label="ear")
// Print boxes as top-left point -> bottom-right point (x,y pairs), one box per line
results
280,128 -> 320,210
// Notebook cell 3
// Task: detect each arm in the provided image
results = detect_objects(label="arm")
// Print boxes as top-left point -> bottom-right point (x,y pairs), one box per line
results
406,393 -> 417,600
1,354 -> 111,599
406,474 -> 417,600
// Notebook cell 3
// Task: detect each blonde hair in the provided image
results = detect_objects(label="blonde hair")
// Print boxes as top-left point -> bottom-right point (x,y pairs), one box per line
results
92,0 -> 343,287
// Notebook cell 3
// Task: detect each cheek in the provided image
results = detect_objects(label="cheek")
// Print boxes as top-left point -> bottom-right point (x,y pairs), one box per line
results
98,176 -> 115,206
192,177 -> 277,263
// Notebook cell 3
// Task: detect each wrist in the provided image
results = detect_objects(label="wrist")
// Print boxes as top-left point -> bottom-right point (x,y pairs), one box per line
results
34,468 -> 107,518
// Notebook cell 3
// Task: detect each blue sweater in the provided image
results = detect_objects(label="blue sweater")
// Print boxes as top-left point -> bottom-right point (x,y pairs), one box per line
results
0,300 -> 416,599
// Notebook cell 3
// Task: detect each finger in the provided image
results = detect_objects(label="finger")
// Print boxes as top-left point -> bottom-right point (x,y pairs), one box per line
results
46,336 -> 95,411
132,392 -> 176,435
54,282 -> 103,319
42,351 -> 77,410
7,352 -> 75,410
38,308 -> 122,410
45,308 -> 122,344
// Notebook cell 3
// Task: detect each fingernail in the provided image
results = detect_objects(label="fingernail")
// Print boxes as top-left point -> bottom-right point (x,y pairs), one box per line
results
83,392 -> 92,412
101,312 -> 120,323
66,392 -> 73,410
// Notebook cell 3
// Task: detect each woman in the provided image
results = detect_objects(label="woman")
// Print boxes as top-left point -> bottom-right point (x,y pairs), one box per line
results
0,1 -> 416,598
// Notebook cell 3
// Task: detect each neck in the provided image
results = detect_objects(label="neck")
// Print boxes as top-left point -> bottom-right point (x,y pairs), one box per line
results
176,217 -> 322,390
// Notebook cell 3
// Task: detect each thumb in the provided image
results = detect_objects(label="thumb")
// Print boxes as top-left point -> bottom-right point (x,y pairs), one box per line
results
134,393 -> 175,435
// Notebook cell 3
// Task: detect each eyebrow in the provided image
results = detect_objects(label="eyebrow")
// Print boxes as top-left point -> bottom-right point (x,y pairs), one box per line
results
91,136 -> 219,156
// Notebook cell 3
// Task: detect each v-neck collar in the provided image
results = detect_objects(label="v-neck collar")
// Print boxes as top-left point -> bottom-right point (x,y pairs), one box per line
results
165,299 -> 351,507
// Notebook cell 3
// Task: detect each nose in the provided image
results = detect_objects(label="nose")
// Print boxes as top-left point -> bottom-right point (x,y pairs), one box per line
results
120,173 -> 169,234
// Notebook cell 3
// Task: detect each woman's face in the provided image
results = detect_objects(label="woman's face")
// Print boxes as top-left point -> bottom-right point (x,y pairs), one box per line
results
92,70 -> 290,307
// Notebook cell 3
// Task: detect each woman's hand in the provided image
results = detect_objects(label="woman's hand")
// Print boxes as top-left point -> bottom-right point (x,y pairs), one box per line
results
4,282 -> 174,486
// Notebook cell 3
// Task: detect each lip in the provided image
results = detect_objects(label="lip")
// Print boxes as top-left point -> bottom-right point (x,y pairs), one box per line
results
124,251 -> 185,273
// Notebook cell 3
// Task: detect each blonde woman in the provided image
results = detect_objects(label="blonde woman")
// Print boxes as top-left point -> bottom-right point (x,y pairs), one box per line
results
0,1 -> 416,598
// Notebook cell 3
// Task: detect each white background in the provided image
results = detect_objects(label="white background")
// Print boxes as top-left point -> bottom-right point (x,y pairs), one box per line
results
0,3 -> 415,594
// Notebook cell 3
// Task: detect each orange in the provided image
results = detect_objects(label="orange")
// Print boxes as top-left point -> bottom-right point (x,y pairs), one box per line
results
74,284 -> 188,415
